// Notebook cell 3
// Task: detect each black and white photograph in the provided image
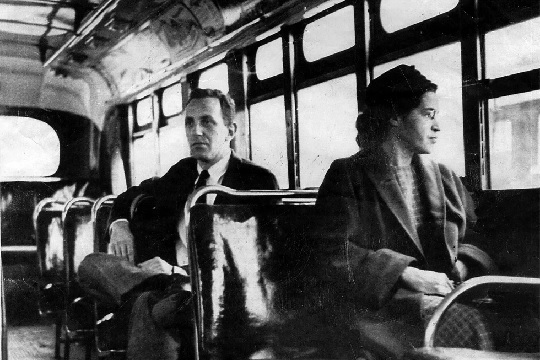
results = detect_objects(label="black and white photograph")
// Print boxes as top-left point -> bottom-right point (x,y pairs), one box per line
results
0,1 -> 539,359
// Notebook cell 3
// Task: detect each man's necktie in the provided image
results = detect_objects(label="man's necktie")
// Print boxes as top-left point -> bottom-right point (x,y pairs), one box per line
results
194,170 -> 210,204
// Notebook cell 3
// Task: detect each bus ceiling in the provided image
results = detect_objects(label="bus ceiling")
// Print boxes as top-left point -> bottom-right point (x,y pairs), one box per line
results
0,0 -> 330,104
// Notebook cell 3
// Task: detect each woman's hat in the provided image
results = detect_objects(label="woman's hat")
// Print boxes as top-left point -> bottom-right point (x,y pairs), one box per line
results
366,65 -> 436,107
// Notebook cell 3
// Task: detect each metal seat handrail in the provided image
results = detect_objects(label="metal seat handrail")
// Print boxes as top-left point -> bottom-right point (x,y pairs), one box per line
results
91,195 -> 117,254
424,275 -> 540,347
33,198 -> 66,232
91,195 -> 117,224
61,197 -> 95,224
185,185 -> 318,214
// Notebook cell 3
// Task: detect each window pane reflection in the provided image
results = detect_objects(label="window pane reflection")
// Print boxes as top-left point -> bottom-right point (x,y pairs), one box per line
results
256,39 -> 283,80
485,17 -> 540,79
0,116 -> 60,177
374,43 -> 465,176
488,91 -> 540,189
159,123 -> 190,176
250,96 -> 288,188
303,6 -> 355,62
298,74 -> 358,188
162,83 -> 183,117
380,0 -> 458,33
198,63 -> 229,93
133,134 -> 157,185
136,97 -> 153,127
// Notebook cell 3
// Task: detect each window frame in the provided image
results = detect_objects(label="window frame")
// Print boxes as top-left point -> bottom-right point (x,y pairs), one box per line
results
118,0 -> 540,191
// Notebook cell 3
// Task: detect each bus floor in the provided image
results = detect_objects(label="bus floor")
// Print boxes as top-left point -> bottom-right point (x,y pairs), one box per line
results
4,258 -> 95,359
8,320 -> 92,360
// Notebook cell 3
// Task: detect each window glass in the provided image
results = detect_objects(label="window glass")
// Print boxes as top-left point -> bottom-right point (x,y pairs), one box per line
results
162,83 -> 183,117
374,42 -> 465,176
256,39 -> 283,80
488,91 -> 540,189
485,17 -> 540,79
298,74 -> 358,188
133,134 -> 157,185
159,123 -> 190,176
250,96 -> 288,188
0,116 -> 60,177
303,6 -> 355,62
110,148 -> 127,194
0,5 -> 74,36
136,96 -> 154,127
380,0 -> 458,33
198,63 -> 229,93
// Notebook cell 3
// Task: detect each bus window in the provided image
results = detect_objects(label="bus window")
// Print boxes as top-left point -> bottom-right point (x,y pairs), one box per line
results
159,123 -> 190,176
485,17 -> 540,79
198,63 -> 229,93
380,0 -> 458,33
374,42 -> 465,176
162,82 -> 183,117
303,6 -> 355,62
0,116 -> 60,177
0,4 -> 73,36
250,96 -> 288,188
297,74 -> 358,188
488,90 -> 540,189
136,96 -> 154,127
110,148 -> 127,194
256,39 -> 283,80
133,134 -> 157,185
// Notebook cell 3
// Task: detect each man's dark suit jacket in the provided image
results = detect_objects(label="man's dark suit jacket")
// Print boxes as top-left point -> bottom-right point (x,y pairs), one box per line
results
316,151 -> 496,313
109,152 -> 278,264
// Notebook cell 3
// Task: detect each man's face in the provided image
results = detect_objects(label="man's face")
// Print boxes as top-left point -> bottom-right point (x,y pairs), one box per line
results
185,97 -> 236,166
396,91 -> 440,154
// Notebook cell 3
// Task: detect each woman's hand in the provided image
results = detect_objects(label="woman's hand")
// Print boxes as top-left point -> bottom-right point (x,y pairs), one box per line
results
454,259 -> 469,281
400,266 -> 455,296
138,256 -> 173,275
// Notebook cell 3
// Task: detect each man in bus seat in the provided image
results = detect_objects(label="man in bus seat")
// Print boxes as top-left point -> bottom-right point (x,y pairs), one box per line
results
79,88 -> 278,360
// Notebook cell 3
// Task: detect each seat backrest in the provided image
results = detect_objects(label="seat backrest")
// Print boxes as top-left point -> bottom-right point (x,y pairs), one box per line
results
475,189 -> 539,277
34,198 -> 65,282
62,198 -> 95,294
92,195 -> 117,253
189,203 -> 357,360
130,194 -> 178,265
406,276 -> 540,360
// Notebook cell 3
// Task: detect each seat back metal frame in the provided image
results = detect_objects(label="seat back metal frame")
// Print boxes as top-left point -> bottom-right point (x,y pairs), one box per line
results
424,275 -> 540,348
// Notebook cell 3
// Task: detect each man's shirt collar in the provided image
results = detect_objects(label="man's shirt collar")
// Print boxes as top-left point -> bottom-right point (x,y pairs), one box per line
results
196,149 -> 231,183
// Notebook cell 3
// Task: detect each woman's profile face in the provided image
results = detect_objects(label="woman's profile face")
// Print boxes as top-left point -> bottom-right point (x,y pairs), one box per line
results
395,91 -> 440,154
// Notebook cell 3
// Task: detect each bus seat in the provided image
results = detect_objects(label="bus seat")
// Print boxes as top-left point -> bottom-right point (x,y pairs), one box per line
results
405,276 -> 540,360
92,195 -> 117,254
33,198 -> 66,359
129,194 -> 178,265
34,198 -> 66,316
90,195 -> 127,358
61,197 -> 96,360
188,202 -> 364,359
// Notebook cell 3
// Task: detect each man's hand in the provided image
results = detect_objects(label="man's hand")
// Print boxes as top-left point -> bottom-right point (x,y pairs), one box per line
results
400,266 -> 455,296
138,257 -> 173,275
108,221 -> 135,263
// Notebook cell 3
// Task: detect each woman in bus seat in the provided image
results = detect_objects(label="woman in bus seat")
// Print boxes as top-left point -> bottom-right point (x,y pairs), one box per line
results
316,65 -> 498,352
